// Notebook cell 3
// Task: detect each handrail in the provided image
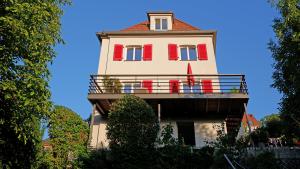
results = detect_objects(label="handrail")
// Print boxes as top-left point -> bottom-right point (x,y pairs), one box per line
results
224,154 -> 236,169
88,74 -> 248,95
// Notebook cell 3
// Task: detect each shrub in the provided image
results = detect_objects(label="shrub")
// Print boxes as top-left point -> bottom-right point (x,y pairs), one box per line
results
106,95 -> 159,169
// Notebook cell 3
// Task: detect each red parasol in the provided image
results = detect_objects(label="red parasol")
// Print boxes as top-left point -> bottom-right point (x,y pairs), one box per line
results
187,63 -> 195,86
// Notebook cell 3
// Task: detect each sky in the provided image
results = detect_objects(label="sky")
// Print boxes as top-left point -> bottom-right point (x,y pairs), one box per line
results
50,0 -> 282,120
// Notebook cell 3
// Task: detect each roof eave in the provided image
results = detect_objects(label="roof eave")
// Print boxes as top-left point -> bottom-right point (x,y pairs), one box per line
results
96,30 -> 217,52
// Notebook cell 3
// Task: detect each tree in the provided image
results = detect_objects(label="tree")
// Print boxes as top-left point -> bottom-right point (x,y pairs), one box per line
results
261,114 -> 285,138
47,105 -> 89,169
0,0 -> 69,168
268,0 -> 300,141
106,95 -> 159,169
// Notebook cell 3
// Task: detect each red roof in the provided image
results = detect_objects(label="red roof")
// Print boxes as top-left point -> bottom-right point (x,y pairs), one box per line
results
121,18 -> 200,32
242,114 -> 260,128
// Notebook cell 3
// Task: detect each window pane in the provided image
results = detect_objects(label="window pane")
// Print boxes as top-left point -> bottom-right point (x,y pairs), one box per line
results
133,82 -> 141,89
162,19 -> 167,30
181,48 -> 188,61
192,84 -> 200,93
135,48 -> 142,61
189,47 -> 197,60
124,84 -> 132,93
127,48 -> 134,61
183,84 -> 191,93
155,19 -> 161,30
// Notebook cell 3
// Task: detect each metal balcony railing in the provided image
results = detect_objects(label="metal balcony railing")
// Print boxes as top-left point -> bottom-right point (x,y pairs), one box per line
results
88,74 -> 248,95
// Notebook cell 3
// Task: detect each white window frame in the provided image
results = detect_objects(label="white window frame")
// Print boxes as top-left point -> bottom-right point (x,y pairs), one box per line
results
126,46 -> 143,61
180,45 -> 197,61
155,18 -> 168,31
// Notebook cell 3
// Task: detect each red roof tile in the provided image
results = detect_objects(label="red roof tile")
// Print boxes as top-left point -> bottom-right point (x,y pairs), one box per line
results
121,18 -> 200,32
242,114 -> 260,128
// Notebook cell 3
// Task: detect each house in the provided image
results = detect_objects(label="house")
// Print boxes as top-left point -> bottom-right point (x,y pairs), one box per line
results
242,114 -> 261,132
87,12 -> 249,149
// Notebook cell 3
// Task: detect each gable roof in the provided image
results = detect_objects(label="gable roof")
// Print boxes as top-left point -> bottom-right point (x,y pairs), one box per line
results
121,18 -> 200,32
242,114 -> 260,128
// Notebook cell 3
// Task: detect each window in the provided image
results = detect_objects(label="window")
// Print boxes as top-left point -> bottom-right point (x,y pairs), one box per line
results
177,122 -> 195,146
155,18 -> 168,30
126,46 -> 142,61
183,83 -> 201,94
124,84 -> 132,93
123,82 -> 141,93
180,46 -> 197,61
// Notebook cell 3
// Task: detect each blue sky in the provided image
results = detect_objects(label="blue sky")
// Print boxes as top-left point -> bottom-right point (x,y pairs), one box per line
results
50,0 -> 281,120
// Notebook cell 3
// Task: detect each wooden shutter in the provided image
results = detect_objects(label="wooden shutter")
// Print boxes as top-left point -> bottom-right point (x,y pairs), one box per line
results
197,44 -> 208,60
113,44 -> 123,61
143,44 -> 152,61
201,80 -> 213,93
168,44 -> 178,60
142,80 -> 152,93
169,80 -> 179,93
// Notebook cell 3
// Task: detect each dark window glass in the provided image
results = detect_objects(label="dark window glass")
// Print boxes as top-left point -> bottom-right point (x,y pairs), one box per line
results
135,48 -> 142,61
162,19 -> 167,30
183,84 -> 191,93
181,47 -> 188,61
124,84 -> 131,93
192,84 -> 200,93
189,47 -> 197,60
127,48 -> 134,61
155,19 -> 161,30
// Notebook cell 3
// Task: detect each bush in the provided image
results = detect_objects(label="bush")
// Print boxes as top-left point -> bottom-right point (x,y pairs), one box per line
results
106,95 -> 159,169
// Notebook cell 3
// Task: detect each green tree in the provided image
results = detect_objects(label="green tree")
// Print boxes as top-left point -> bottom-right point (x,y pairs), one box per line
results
0,0 -> 69,168
261,114 -> 285,138
106,95 -> 159,169
268,0 -> 300,141
48,106 -> 89,169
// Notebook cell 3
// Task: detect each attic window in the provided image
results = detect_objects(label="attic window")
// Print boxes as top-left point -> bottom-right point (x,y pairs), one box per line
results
155,18 -> 168,30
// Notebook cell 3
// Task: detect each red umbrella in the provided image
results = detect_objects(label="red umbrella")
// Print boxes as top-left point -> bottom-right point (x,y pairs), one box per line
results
187,63 -> 195,86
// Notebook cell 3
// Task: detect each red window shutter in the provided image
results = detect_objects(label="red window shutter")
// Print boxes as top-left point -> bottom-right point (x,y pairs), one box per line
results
168,44 -> 178,60
201,80 -> 213,93
142,80 -> 152,93
113,44 -> 123,61
169,80 -> 179,93
143,44 -> 152,61
197,44 -> 208,60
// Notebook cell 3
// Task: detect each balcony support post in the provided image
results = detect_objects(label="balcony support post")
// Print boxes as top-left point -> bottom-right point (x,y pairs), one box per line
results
158,103 -> 161,123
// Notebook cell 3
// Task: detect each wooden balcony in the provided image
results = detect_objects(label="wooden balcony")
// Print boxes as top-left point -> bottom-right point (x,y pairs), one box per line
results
87,74 -> 249,133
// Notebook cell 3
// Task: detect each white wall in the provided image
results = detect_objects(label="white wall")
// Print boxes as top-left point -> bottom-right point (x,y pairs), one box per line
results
98,36 -> 217,75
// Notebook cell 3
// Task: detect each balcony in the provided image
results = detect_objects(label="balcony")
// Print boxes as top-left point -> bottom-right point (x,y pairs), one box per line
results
88,74 -> 249,132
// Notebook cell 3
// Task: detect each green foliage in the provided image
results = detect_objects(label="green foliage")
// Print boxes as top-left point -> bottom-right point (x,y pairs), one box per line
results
79,149 -> 112,169
243,151 -> 280,169
249,127 -> 269,145
47,105 -> 89,169
106,95 -> 159,169
0,0 -> 69,168
261,113 -> 285,138
268,0 -> 300,141
210,125 -> 248,169
102,75 -> 122,93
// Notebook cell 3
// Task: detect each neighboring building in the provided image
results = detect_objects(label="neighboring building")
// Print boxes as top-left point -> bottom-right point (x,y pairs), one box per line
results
88,12 -> 249,149
242,114 -> 261,132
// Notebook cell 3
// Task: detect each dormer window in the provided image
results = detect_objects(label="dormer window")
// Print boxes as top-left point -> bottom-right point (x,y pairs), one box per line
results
155,18 -> 168,30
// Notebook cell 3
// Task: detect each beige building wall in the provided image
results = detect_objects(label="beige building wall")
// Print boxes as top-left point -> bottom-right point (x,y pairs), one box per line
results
90,119 -> 224,149
98,36 -> 217,75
